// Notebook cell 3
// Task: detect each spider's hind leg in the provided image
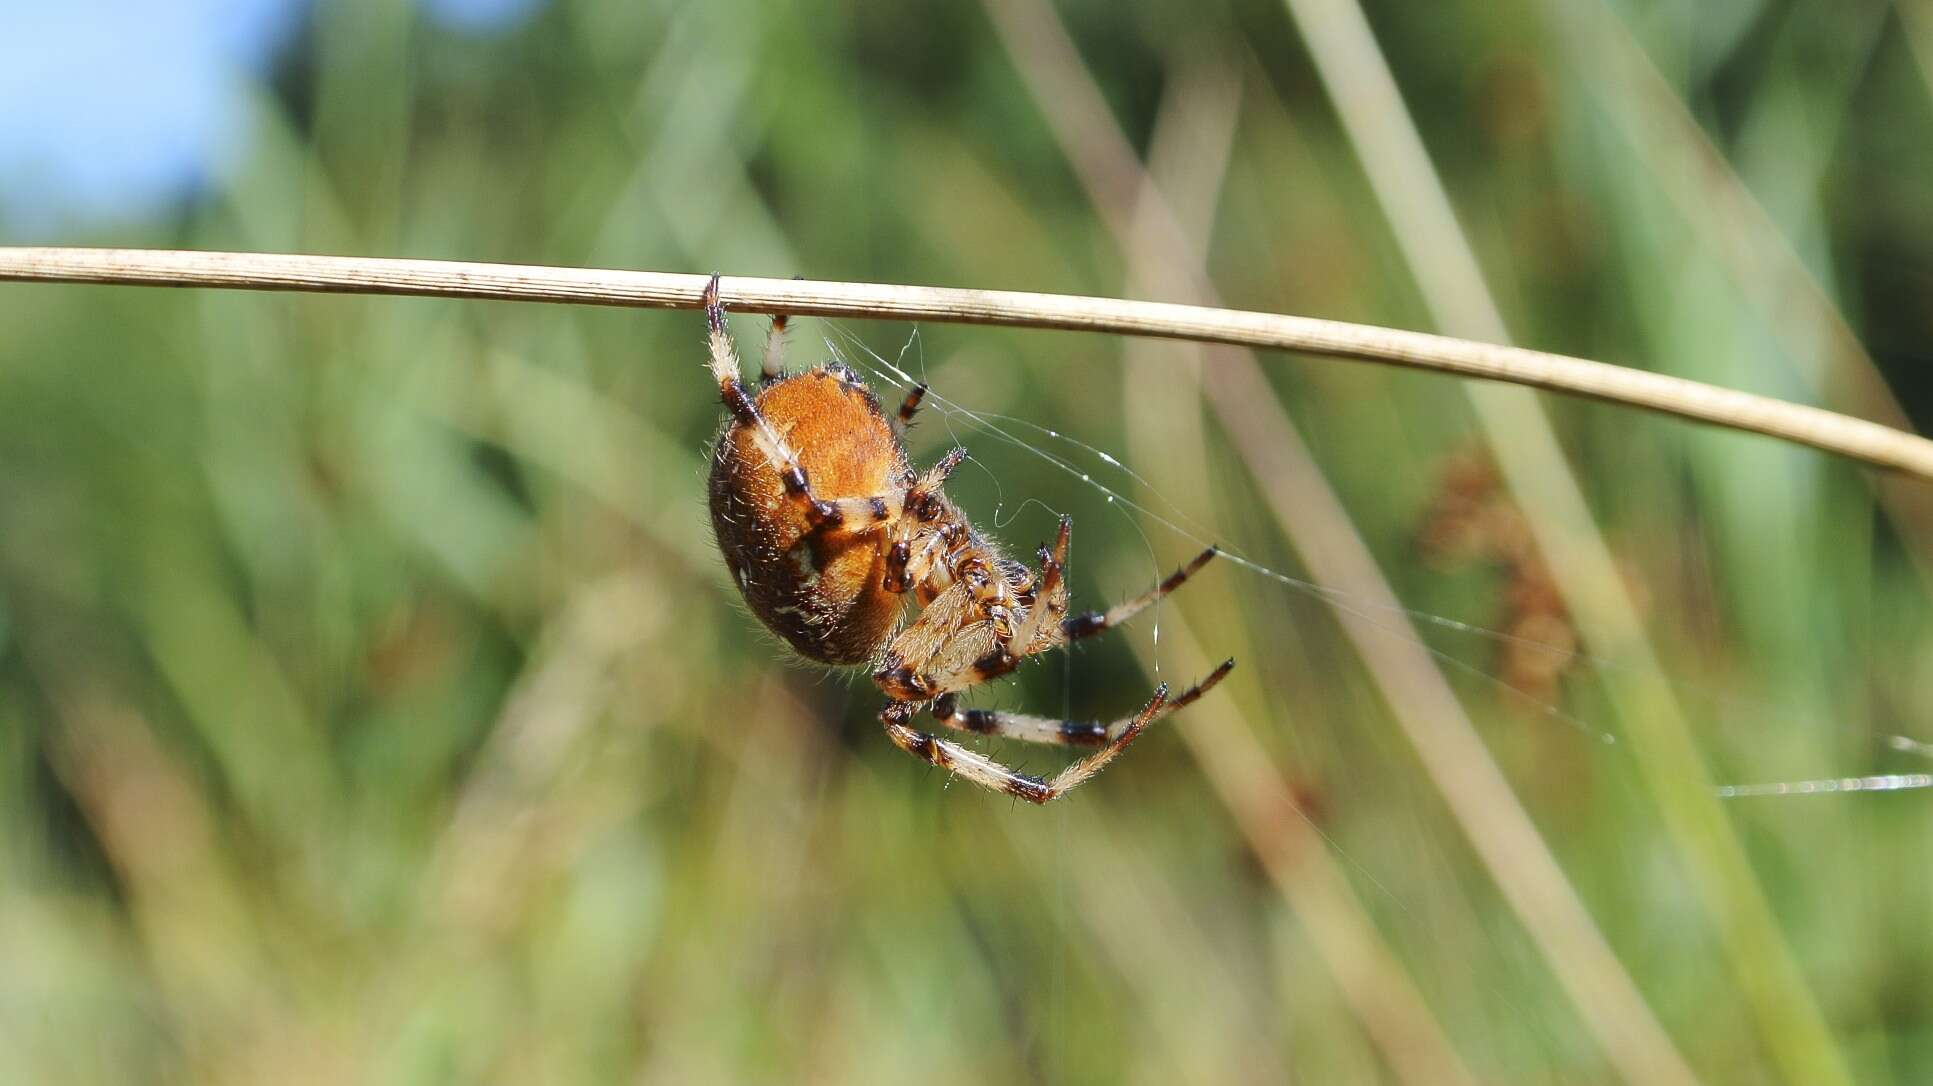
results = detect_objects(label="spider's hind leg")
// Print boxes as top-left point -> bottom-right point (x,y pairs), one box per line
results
704,275 -> 896,531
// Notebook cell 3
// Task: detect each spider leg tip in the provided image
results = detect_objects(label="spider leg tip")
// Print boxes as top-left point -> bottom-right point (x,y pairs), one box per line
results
703,273 -> 725,330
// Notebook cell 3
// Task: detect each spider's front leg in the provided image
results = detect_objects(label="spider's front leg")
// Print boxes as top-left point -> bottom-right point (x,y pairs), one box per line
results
882,447 -> 969,594
1007,515 -> 1072,654
880,686 -> 1170,804
1060,540 -> 1221,643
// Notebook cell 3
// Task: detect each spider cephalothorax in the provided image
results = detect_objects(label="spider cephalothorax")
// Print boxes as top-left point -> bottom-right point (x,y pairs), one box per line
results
702,276 -> 1231,803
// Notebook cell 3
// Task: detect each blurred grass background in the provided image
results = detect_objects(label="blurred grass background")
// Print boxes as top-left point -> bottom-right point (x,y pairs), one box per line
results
3,0 -> 1933,1082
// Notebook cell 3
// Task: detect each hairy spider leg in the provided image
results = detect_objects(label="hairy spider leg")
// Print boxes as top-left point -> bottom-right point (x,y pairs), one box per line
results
908,514 -> 1073,689
893,382 -> 928,436
882,447 -> 971,592
1061,544 -> 1221,642
761,311 -> 789,384
761,273 -> 814,384
930,658 -> 1235,747
1006,515 -> 1072,654
882,685 -> 1170,804
705,275 -> 898,531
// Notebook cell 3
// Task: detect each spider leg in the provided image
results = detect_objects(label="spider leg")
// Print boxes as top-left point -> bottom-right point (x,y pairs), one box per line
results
706,274 -> 880,531
1007,515 -> 1072,653
1061,544 -> 1220,642
885,521 -> 962,594
929,658 -> 1234,747
892,382 -> 928,436
910,447 -> 968,507
882,447 -> 971,591
882,685 -> 1170,804
760,273 -> 810,384
761,312 -> 790,384
916,516 -> 1069,675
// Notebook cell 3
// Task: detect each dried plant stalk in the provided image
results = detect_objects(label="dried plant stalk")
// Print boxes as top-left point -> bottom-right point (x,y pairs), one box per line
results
3,245 -> 1930,481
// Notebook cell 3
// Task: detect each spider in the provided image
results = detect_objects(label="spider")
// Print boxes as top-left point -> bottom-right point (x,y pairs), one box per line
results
702,276 -> 1232,803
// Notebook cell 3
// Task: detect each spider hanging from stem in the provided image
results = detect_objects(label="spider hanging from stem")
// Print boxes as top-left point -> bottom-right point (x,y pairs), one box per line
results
702,275 -> 1232,803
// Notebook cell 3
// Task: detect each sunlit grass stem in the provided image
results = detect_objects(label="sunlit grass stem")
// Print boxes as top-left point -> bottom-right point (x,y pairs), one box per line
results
4,245 -> 1931,482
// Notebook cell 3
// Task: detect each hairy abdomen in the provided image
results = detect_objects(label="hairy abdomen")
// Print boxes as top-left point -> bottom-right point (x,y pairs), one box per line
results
707,369 -> 905,665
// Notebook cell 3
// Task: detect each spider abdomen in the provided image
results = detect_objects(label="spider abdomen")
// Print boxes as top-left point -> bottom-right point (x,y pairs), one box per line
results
708,367 -> 908,665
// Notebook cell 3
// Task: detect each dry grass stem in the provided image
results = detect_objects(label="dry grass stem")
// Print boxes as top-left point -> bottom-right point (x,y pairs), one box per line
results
3,245 -> 1930,481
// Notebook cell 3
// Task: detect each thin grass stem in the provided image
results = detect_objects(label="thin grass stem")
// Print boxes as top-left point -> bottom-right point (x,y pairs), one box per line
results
3,245 -> 1930,481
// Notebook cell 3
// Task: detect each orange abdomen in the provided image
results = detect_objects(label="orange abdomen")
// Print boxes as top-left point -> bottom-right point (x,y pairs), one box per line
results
707,368 -> 908,665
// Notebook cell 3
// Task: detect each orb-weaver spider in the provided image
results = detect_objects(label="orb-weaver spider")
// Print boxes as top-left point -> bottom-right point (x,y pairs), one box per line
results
703,276 -> 1231,802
